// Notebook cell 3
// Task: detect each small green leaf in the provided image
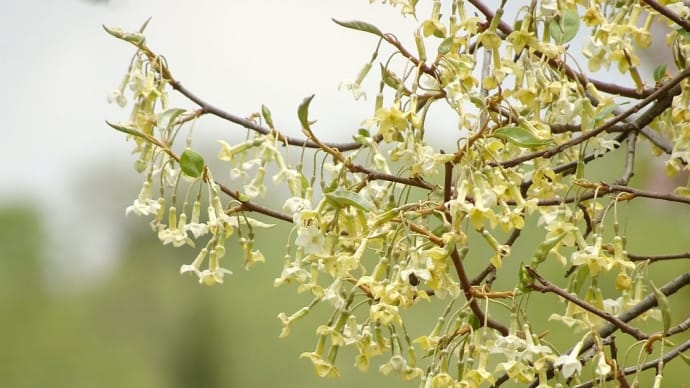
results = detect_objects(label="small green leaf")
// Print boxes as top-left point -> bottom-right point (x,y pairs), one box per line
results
677,27 -> 690,40
680,352 -> 690,366
437,37 -> 454,55
156,108 -> 186,131
102,25 -> 145,46
325,190 -> 374,212
106,121 -> 147,139
492,126 -> 553,148
380,64 -> 405,91
332,19 -> 383,37
517,264 -> 533,293
298,94 -> 315,130
653,64 -> 668,83
549,8 -> 580,44
261,104 -> 275,129
650,280 -> 672,334
593,103 -> 618,126
530,233 -> 566,265
138,17 -> 152,33
238,217 -> 275,229
571,265 -> 590,294
180,148 -> 205,178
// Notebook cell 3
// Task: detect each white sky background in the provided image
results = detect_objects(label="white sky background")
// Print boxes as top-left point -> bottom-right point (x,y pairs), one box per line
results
0,0 -> 429,284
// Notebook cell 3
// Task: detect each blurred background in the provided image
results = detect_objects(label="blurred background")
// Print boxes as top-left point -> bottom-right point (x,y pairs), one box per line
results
1,0 -> 688,387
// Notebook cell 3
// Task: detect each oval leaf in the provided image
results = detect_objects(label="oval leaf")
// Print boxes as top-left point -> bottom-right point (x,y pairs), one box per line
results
261,104 -> 275,129
437,37 -> 454,55
325,190 -> 374,212
492,126 -> 553,148
332,19 -> 383,37
549,8 -> 580,44
653,64 -> 667,83
298,94 -> 315,130
102,25 -> 145,46
106,120 -> 147,140
593,103 -> 618,126
650,280 -> 672,334
180,148 -> 205,178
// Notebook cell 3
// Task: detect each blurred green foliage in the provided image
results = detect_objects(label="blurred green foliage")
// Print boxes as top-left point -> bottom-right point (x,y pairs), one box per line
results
0,205 -> 405,388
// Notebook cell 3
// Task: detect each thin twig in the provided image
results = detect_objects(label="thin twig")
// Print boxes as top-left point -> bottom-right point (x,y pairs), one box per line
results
524,266 -> 649,341
451,247 -> 510,336
170,80 -> 376,151
617,131 -> 638,185
215,181 -> 294,223
628,251 -> 690,263
471,228 -> 521,286
642,0 -> 690,32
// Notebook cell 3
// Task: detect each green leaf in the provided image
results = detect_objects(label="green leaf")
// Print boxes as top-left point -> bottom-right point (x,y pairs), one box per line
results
571,265 -> 590,294
437,37 -> 454,56
653,64 -> 667,83
237,217 -> 275,229
102,25 -> 145,46
380,64 -> 404,91
677,27 -> 690,40
298,94 -> 315,130
680,352 -> 690,367
530,233 -> 566,265
517,264 -> 533,293
325,190 -> 374,212
593,103 -> 618,126
492,126 -> 553,148
332,19 -> 383,37
549,8 -> 580,44
261,104 -> 275,129
138,17 -> 152,33
106,121 -> 147,140
650,280 -> 672,334
156,108 -> 186,131
180,148 -> 205,178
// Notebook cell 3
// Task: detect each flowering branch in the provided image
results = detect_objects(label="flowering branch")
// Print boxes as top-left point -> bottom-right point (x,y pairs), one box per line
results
106,1 -> 690,385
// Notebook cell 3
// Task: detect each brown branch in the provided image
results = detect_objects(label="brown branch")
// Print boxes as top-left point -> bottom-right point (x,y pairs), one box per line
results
382,33 -> 438,77
214,182 -> 294,223
135,42 -> 377,152
524,266 -> 649,341
170,80 -> 376,152
452,247 -> 510,336
471,228 -> 521,286
642,0 -> 690,32
401,218 -> 509,335
604,183 -> 690,205
617,131 -> 638,185
667,316 -> 690,337
628,251 -> 690,263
